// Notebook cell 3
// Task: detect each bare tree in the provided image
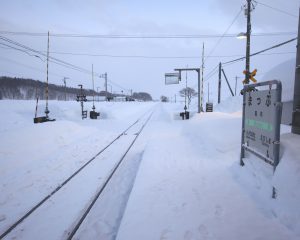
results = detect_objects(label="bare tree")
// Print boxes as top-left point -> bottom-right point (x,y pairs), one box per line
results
179,87 -> 197,107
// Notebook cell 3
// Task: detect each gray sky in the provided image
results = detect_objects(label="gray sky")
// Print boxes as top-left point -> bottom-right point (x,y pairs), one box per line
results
0,0 -> 299,102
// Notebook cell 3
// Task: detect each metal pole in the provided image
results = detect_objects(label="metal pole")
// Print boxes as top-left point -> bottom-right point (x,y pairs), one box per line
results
218,62 -> 221,104
105,72 -> 108,101
240,87 -> 246,166
235,76 -> 238,96
245,0 -> 252,84
45,31 -> 50,118
221,69 -> 234,96
92,64 -> 95,111
292,8 -> 300,134
197,69 -> 200,113
63,77 -> 68,101
201,42 -> 204,112
208,82 -> 210,102
185,69 -> 187,110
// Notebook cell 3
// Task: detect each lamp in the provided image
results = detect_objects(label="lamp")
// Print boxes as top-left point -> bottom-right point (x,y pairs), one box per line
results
237,32 -> 247,39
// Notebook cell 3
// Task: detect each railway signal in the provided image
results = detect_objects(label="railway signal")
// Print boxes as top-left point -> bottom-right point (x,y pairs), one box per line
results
76,84 -> 87,119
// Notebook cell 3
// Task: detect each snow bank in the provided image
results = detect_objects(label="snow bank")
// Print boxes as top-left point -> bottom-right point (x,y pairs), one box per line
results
1,99 -> 300,239
117,105 -> 299,239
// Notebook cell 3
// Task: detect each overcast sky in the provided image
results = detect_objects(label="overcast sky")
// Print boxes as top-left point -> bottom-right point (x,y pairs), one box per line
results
0,0 -> 299,102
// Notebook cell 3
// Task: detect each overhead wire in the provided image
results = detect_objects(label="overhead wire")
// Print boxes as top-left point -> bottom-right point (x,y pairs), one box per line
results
0,35 -> 92,75
222,37 -> 297,65
0,31 -> 296,38
0,35 -> 131,91
253,0 -> 298,18
0,55 -> 65,78
28,50 -> 294,59
204,8 -> 243,63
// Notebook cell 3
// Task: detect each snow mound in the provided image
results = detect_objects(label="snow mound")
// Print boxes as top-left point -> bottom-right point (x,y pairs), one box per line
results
214,95 -> 243,113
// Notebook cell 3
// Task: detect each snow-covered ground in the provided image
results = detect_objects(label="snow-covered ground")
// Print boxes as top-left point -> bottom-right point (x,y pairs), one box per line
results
0,98 -> 299,239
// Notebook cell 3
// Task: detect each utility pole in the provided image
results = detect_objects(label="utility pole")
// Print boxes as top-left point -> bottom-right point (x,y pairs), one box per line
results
63,77 -> 69,101
208,82 -> 210,102
292,8 -> 300,134
45,31 -> 50,118
207,83 -> 209,103
201,42 -> 204,111
245,0 -> 252,84
218,62 -> 222,104
185,68 -> 188,109
174,94 -> 176,103
105,72 -> 108,101
92,64 -> 95,111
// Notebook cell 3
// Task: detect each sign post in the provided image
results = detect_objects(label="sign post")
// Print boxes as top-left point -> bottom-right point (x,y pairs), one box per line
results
174,68 -> 201,113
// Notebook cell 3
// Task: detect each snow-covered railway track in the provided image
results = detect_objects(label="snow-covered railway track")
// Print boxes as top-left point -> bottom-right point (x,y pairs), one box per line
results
0,109 -> 154,240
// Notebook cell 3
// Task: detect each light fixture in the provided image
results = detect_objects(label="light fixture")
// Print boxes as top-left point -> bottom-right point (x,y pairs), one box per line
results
237,32 -> 247,39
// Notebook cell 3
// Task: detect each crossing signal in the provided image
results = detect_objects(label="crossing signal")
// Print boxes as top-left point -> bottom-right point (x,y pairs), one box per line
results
243,69 -> 257,84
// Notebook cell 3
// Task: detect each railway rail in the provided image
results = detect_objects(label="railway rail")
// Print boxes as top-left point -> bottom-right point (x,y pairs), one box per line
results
0,107 -> 154,239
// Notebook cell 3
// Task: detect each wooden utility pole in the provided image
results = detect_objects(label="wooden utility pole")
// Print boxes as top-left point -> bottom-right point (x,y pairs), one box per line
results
218,62 -> 222,104
292,8 -> 300,134
245,0 -> 252,84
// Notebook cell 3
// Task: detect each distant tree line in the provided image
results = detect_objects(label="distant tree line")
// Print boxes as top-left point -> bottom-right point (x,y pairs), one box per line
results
132,92 -> 152,101
0,76 -> 153,101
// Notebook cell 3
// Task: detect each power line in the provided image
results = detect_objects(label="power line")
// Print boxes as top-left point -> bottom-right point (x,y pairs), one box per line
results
0,56 -> 65,78
0,35 -> 130,91
204,64 -> 219,80
2,41 -> 294,60
205,8 -> 243,62
222,37 -> 297,65
36,50 -> 294,59
253,0 -> 298,18
0,30 -> 296,38
0,35 -> 92,75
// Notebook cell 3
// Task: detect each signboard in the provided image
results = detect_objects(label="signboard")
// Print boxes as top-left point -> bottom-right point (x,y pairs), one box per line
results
240,80 -> 282,168
165,73 -> 180,85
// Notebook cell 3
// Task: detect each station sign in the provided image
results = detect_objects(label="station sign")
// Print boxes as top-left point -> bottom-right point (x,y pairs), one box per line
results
165,73 -> 180,85
241,80 -> 282,168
